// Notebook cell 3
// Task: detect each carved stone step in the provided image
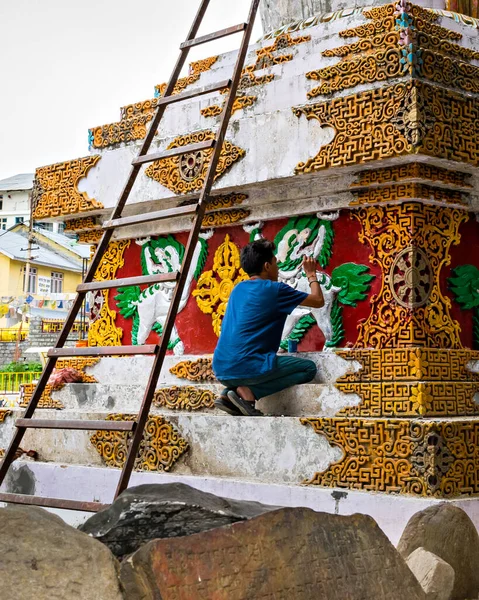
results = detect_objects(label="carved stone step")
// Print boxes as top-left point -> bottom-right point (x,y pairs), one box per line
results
0,410 -> 341,486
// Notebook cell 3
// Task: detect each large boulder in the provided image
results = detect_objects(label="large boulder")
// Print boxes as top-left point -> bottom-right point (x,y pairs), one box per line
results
398,503 -> 479,600
80,482 -> 275,559
0,505 -> 123,600
120,506 -> 426,600
406,547 -> 455,600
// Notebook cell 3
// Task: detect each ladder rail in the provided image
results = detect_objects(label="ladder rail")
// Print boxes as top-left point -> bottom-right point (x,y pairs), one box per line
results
115,0 -> 261,498
0,0 -> 260,506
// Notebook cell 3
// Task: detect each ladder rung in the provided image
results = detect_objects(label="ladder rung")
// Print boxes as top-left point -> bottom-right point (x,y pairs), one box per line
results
157,79 -> 231,106
132,140 -> 215,167
15,419 -> 136,431
0,492 -> 106,513
47,345 -> 158,358
77,272 -> 178,292
103,203 -> 198,230
180,23 -> 247,49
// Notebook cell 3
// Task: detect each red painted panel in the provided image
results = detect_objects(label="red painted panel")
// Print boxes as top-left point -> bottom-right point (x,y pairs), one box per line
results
109,211 -> 381,354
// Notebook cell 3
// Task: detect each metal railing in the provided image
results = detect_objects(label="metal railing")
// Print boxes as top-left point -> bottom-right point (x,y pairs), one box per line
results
0,329 -> 28,342
0,371 -> 42,394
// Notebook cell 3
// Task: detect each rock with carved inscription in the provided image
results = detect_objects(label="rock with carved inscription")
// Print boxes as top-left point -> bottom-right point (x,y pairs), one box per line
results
0,505 -> 123,600
398,503 -> 479,600
80,482 -> 275,559
120,506 -> 426,600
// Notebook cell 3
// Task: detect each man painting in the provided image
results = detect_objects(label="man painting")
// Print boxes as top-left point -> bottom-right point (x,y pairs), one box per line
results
212,239 -> 324,416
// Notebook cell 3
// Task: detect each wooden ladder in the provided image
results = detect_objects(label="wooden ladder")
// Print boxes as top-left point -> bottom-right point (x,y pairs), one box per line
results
0,0 -> 261,513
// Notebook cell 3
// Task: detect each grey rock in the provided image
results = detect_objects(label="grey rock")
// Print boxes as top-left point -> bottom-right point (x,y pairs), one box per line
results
0,505 -> 124,600
406,547 -> 455,600
398,503 -> 479,600
80,482 -> 276,559
120,507 -> 426,600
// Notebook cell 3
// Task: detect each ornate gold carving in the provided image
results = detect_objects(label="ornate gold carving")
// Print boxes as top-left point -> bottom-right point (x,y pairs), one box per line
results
335,348 -> 479,382
19,384 -> 64,409
339,14 -> 460,40
307,46 -> 404,98
322,31 -> 400,58
204,192 -> 247,211
336,380 -> 479,417
302,417 -> 479,498
238,72 -> 275,91
353,203 -> 467,348
145,130 -> 245,195
351,164 -> 471,188
420,48 -> 479,93
339,16 -> 396,39
33,156 -> 103,219
350,183 -> 468,207
153,386 -> 215,411
0,410 -> 11,423
201,95 -> 257,119
294,81 -> 479,174
201,208 -> 250,228
77,230 -> 104,244
294,83 -> 410,172
362,3 -> 397,19
90,414 -> 188,471
155,56 -> 218,97
89,114 -> 153,149
88,241 -> 130,347
415,31 -> 479,61
193,234 -> 249,336
257,32 -> 311,56
92,57 -> 218,149
170,358 -> 215,382
120,97 -> 160,120
64,216 -> 100,232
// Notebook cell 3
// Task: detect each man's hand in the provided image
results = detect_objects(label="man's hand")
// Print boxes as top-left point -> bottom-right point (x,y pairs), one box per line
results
300,256 -> 324,309
302,256 -> 317,279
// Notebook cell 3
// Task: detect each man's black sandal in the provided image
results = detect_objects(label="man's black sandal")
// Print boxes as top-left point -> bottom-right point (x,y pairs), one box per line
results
214,397 -> 242,416
227,390 -> 264,417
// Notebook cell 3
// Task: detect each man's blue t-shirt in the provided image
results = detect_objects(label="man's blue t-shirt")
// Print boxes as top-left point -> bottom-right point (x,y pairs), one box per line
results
212,279 -> 308,380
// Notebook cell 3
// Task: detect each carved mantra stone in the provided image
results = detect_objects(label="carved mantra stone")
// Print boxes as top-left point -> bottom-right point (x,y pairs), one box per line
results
120,507 -> 426,599
80,483 -> 274,559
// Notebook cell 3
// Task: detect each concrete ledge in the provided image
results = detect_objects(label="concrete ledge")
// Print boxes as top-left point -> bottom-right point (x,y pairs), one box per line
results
3,461 -> 479,545
0,411 -> 342,485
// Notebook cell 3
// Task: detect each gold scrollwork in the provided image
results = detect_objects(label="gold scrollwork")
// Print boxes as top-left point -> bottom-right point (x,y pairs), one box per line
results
351,163 -> 471,188
193,234 -> 249,336
90,414 -> 188,472
353,203 -> 467,349
0,410 -> 12,423
145,130 -> 245,195
33,156 -> 103,219
170,358 -> 215,382
302,417 -> 479,498
88,240 -> 130,347
153,386 -> 215,411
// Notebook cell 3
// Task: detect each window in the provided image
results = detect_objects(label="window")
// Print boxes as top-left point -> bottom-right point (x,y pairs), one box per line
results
15,217 -> 24,224
22,267 -> 37,294
0,199 -> 3,210
0,218 -> 7,231
51,272 -> 63,293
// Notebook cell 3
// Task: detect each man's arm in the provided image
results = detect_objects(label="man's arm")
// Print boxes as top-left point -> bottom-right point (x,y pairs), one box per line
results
300,256 -> 325,308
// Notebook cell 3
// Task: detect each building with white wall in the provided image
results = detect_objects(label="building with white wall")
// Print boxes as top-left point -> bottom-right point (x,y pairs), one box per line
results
0,173 -> 33,231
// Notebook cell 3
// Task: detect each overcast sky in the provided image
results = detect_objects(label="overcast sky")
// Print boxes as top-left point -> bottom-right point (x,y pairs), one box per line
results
0,0 -> 263,181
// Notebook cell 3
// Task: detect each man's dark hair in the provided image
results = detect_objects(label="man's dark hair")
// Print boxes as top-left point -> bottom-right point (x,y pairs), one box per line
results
240,239 -> 276,276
